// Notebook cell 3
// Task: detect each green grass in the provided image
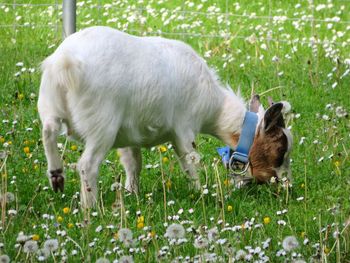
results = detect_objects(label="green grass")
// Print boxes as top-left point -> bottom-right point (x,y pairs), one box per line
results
0,0 -> 349,262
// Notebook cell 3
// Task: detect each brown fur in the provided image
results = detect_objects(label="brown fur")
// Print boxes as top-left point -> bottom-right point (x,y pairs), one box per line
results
249,125 -> 288,182
230,133 -> 240,148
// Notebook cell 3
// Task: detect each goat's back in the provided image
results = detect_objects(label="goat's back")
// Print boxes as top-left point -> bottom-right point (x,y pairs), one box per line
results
40,26 -> 223,146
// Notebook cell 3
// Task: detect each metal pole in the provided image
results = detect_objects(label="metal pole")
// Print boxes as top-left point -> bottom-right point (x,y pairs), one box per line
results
62,0 -> 76,39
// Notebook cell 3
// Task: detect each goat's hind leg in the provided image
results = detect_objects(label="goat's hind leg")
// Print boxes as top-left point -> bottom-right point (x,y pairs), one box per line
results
78,132 -> 117,208
42,117 -> 65,192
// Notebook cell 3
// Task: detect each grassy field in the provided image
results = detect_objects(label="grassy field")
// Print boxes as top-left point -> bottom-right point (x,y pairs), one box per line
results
0,0 -> 349,262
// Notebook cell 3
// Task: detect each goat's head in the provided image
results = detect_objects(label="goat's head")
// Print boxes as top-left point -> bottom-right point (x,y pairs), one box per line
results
248,95 -> 293,182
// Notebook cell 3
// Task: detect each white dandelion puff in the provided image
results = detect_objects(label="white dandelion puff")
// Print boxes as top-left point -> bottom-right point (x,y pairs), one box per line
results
165,223 -> 185,239
207,227 -> 219,242
16,232 -> 30,244
23,240 -> 38,253
36,248 -> 50,261
185,151 -> 201,165
43,238 -> 59,252
235,249 -> 247,260
282,236 -> 299,252
0,255 -> 10,263
193,236 -> 209,249
117,228 -> 133,243
118,255 -> 134,263
96,258 -> 110,263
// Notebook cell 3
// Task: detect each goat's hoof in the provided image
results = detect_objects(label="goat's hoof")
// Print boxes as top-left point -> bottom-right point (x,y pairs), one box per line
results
50,169 -> 64,192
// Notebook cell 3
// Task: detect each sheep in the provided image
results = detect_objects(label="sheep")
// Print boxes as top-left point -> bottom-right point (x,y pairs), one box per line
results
38,26 -> 292,208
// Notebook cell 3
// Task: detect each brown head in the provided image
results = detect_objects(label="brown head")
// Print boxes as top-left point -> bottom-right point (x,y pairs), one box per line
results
248,96 -> 292,182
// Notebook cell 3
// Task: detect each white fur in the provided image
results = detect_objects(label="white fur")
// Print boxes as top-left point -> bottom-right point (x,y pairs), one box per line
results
38,26 -> 259,207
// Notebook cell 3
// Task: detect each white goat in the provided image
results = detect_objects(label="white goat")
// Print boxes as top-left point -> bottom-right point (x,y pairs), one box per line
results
38,26 -> 292,208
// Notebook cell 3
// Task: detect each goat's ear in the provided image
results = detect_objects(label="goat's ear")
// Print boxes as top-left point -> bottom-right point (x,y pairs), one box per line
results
249,94 -> 261,113
263,102 -> 285,132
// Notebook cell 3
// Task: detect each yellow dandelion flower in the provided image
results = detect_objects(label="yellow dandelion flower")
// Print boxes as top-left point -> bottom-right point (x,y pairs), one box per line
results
162,157 -> 169,163
227,205 -> 233,212
300,183 -> 305,188
32,234 -> 40,241
63,207 -> 70,214
7,141 -> 12,145
23,146 -> 30,154
223,179 -> 231,186
334,160 -> 341,167
57,216 -> 63,223
159,145 -> 167,153
324,247 -> 330,254
149,230 -> 156,238
166,179 -> 172,190
137,215 -> 144,223
137,222 -> 145,229
70,145 -> 78,151
68,223 -> 74,229
263,216 -> 271,225
0,136 -> 5,143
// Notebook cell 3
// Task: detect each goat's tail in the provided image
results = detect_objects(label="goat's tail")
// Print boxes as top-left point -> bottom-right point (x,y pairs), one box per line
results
41,51 -> 82,92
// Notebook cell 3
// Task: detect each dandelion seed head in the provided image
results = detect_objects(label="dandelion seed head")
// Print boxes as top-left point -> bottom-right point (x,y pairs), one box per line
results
43,238 -> 59,252
282,236 -> 299,251
23,240 -> 38,253
0,255 -> 10,263
165,223 -> 185,239
117,228 -> 133,243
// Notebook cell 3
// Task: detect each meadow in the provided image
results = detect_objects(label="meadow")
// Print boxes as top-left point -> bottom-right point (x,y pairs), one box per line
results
0,0 -> 349,262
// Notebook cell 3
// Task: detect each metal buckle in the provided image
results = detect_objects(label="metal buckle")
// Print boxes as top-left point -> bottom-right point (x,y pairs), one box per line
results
229,153 -> 249,176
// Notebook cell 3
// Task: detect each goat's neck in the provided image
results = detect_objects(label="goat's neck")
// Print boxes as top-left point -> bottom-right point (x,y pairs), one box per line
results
215,90 -> 247,149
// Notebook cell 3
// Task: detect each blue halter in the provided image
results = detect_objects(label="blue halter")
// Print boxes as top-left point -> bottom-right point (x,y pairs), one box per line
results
217,111 -> 258,172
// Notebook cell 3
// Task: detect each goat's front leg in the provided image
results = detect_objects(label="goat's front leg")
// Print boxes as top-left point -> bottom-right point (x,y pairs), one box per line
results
118,147 -> 142,194
173,135 -> 201,190
78,140 -> 113,208
42,117 -> 65,192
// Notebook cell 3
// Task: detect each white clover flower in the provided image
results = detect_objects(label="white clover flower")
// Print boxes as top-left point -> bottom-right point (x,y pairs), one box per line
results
95,225 -> 103,233
276,249 -> 287,256
165,223 -> 185,239
335,106 -> 347,118
23,240 -> 38,253
117,228 -> 133,243
282,236 -> 299,252
277,220 -> 287,226
7,209 -> 17,216
43,238 -> 59,252
185,151 -> 201,165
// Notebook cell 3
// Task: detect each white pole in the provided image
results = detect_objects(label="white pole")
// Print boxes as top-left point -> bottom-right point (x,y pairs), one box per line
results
62,0 -> 76,39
